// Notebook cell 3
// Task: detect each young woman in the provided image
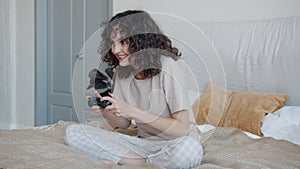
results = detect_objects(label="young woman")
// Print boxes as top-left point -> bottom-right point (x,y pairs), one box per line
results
65,10 -> 203,169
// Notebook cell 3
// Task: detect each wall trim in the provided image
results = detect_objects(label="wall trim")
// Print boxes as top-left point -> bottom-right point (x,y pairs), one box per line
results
35,0 -> 47,126
10,123 -> 30,129
108,0 -> 113,18
9,0 -> 17,128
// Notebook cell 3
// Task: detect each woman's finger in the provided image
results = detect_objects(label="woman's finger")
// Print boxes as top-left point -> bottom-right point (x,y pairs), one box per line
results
113,112 -> 122,117
105,105 -> 116,111
90,105 -> 100,111
94,91 -> 102,98
101,96 -> 114,102
108,92 -> 119,100
90,106 -> 101,115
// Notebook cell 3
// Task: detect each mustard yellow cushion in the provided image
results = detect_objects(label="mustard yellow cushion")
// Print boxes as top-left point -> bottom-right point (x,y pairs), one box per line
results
192,82 -> 288,136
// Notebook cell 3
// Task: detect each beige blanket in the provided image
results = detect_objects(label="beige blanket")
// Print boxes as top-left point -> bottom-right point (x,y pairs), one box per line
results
1,121 -> 300,169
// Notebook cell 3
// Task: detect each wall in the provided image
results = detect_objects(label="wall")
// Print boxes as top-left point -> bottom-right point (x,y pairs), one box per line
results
0,0 -> 12,129
113,0 -> 300,21
15,0 -> 35,128
0,0 -> 34,129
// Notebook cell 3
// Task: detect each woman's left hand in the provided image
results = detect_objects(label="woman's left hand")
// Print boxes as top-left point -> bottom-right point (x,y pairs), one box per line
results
101,93 -> 138,119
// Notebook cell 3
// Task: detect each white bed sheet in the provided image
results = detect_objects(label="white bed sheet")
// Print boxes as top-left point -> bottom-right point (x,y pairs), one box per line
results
261,106 -> 300,145
197,124 -> 261,139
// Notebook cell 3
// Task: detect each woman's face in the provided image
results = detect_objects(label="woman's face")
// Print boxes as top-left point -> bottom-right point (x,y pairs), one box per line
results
110,27 -> 132,67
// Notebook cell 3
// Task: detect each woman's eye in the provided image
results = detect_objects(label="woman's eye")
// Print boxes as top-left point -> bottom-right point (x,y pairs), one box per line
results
120,39 -> 129,45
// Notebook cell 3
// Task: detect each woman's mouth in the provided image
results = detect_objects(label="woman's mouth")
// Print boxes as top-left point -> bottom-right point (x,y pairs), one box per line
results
117,55 -> 127,62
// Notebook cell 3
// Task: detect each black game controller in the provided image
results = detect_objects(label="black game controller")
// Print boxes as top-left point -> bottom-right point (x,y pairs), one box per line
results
87,63 -> 114,109
87,96 -> 112,108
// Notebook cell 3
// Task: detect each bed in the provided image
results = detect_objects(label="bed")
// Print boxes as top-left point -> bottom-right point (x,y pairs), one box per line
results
1,120 -> 300,169
1,14 -> 300,169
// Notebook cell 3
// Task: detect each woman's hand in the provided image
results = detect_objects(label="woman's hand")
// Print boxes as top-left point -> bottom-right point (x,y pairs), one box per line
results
101,93 -> 138,119
87,91 -> 132,129
86,91 -> 105,116
86,91 -> 119,117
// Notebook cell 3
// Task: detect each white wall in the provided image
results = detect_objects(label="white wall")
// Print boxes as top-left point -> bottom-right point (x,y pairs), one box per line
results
113,0 -> 300,21
0,0 -> 12,129
0,0 -> 35,129
15,0 -> 35,129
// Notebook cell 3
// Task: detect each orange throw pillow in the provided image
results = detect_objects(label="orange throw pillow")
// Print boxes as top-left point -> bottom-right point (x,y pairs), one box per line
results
192,82 -> 288,136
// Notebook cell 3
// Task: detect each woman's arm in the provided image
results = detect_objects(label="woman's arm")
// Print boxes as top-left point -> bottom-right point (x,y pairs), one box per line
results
101,110 -> 131,129
132,108 -> 190,139
102,93 -> 190,139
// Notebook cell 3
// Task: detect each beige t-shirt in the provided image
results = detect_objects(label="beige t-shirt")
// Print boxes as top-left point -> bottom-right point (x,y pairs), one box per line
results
113,57 -> 199,139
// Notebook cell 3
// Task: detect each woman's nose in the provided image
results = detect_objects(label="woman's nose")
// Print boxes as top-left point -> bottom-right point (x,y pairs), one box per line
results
112,43 -> 122,54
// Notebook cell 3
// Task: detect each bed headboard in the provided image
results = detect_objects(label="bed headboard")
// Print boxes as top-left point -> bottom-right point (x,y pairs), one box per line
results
193,16 -> 300,106
153,14 -> 300,106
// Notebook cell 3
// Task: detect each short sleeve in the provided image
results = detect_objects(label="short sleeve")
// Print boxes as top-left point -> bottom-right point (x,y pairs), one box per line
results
161,57 -> 191,113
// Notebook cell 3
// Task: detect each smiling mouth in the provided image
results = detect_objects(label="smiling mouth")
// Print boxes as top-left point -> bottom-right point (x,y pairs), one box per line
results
117,55 -> 127,62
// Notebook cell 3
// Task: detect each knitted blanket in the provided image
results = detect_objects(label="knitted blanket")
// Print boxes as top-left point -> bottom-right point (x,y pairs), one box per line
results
197,127 -> 300,169
1,121 -> 299,169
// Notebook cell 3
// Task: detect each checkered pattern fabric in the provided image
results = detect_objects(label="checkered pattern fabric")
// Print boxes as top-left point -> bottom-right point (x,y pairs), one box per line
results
65,124 -> 203,169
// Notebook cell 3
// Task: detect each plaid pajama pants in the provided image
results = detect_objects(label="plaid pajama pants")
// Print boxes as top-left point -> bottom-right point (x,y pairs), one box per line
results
65,124 -> 203,169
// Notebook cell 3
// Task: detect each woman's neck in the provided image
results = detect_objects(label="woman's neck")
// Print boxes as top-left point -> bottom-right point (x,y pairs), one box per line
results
134,71 -> 146,80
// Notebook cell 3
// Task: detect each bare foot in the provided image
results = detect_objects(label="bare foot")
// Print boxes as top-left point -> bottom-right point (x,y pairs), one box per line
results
118,152 -> 146,166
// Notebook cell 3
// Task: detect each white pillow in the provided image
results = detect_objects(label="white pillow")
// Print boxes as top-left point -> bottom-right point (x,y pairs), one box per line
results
261,106 -> 300,145
262,106 -> 300,132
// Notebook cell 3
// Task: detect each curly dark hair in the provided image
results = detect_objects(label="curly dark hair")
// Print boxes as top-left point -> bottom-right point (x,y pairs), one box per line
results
99,10 -> 181,78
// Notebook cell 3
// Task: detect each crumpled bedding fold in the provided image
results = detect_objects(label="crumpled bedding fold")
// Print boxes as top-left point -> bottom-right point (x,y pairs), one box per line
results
1,121 -> 300,169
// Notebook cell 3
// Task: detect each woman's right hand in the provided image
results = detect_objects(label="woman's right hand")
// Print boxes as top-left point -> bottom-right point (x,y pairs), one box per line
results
86,91 -> 104,116
87,91 -> 131,129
